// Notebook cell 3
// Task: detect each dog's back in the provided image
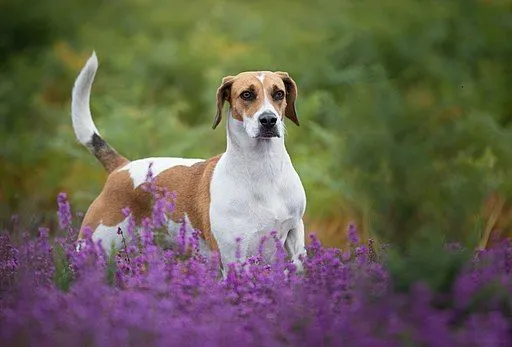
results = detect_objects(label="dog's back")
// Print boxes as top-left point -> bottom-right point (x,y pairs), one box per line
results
79,157 -> 221,252
72,53 -> 220,252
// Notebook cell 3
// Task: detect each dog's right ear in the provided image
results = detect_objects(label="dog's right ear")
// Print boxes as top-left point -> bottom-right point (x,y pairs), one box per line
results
213,76 -> 235,129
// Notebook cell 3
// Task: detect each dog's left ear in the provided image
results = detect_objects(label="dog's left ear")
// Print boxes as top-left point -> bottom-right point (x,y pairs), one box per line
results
275,71 -> 299,126
213,75 -> 235,129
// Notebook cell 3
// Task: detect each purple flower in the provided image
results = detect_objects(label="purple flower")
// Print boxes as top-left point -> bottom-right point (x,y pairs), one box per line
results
347,223 -> 359,245
2,193 -> 512,346
57,192 -> 72,230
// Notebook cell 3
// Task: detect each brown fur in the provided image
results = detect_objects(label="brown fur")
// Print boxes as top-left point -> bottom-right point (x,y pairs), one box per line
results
87,133 -> 129,174
275,71 -> 299,126
213,71 -> 299,129
79,155 -> 222,251
92,146 -> 129,174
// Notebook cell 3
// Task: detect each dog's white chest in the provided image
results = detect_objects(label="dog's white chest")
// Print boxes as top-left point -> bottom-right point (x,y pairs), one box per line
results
209,153 -> 306,264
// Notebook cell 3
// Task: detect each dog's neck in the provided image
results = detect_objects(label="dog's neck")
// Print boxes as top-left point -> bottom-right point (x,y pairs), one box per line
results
223,112 -> 290,177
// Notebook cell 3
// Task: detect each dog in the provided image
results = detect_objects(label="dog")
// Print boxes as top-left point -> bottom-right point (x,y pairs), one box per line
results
71,52 -> 307,269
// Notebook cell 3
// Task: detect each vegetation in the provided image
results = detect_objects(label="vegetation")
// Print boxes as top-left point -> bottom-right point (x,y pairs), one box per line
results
2,190 -> 512,346
1,0 -> 512,249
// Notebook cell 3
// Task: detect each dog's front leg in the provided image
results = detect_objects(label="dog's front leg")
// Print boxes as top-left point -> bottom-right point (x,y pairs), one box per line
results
285,219 -> 306,272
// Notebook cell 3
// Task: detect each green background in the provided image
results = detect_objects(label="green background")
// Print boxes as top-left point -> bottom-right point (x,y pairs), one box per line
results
1,0 -> 512,248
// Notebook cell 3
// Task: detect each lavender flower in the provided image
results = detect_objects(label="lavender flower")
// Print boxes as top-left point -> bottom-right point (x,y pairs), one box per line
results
1,193 -> 512,346
57,192 -> 72,230
347,223 -> 359,245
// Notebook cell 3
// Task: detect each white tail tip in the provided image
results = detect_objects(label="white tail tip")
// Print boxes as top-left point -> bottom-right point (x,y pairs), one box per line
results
71,51 -> 101,145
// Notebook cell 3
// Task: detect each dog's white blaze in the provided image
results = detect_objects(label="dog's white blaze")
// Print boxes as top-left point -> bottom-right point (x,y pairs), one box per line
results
118,157 -> 204,188
256,71 -> 278,115
260,93 -> 279,115
243,75 -> 282,138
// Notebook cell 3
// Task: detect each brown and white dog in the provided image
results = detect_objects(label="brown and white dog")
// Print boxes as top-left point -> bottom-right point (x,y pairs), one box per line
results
72,52 -> 306,269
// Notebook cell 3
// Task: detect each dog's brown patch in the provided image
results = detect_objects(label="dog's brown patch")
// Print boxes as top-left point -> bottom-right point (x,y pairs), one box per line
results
79,155 -> 222,251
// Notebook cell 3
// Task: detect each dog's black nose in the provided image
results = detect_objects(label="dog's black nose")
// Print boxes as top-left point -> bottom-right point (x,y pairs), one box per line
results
259,113 -> 277,128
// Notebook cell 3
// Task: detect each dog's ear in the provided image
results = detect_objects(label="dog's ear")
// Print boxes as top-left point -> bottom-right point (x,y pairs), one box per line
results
275,71 -> 299,126
213,75 -> 235,129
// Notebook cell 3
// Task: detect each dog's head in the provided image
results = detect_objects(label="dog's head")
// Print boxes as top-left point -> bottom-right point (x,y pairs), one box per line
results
213,71 -> 299,139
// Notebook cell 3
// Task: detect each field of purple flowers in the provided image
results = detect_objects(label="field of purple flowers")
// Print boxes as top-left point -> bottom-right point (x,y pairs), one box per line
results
1,186 -> 512,346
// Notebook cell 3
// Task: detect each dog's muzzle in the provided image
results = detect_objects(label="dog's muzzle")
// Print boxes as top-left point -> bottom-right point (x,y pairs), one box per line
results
257,112 -> 280,138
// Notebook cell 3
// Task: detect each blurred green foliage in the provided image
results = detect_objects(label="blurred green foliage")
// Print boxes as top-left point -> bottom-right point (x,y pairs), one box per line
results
1,0 -> 511,247
386,233 -> 471,294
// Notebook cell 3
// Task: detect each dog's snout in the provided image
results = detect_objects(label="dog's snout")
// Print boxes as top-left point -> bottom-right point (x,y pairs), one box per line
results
259,113 -> 277,128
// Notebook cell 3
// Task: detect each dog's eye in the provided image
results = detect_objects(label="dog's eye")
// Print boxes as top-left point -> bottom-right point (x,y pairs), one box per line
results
273,90 -> 285,101
240,91 -> 255,101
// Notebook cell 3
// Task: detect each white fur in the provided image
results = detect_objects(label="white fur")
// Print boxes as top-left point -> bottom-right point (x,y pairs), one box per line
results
92,216 -> 130,252
71,52 -> 101,145
118,157 -> 204,188
210,112 -> 307,267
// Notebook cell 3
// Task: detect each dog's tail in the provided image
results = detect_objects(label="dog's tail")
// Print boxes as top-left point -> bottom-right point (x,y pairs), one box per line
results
71,52 -> 129,173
